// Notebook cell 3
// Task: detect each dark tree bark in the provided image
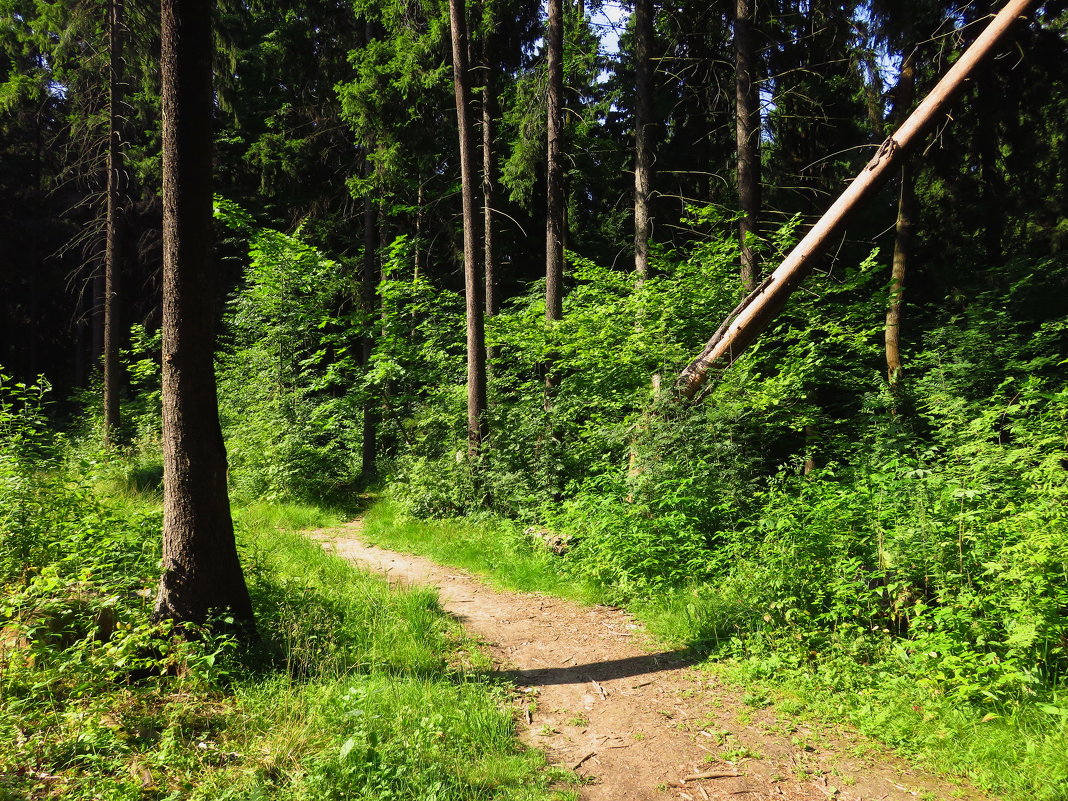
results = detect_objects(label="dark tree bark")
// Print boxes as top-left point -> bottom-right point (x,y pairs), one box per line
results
633,0 -> 654,280
545,0 -> 564,322
972,1 -> 1005,266
102,0 -> 125,445
154,0 -> 255,630
676,0 -> 1039,399
449,0 -> 488,457
734,0 -> 761,292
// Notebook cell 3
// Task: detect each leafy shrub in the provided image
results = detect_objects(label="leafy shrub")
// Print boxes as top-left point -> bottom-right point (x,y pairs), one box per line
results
215,203 -> 367,503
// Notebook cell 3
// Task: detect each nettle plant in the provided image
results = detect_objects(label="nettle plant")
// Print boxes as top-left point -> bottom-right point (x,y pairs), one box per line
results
214,200 -> 366,502
692,287 -> 1068,707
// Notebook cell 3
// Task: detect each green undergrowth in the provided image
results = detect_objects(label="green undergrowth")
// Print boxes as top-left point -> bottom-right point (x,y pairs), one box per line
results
361,499 -> 601,604
0,496 -> 569,800
364,497 -> 1068,801
0,403 -> 572,800
702,655 -> 1068,801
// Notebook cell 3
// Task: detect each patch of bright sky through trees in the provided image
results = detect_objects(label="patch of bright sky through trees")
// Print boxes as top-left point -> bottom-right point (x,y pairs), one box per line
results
587,1 -> 901,100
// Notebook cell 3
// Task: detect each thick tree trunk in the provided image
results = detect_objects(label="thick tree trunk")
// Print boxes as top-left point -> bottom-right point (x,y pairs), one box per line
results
633,0 -> 653,280
545,0 -> 564,322
154,0 -> 255,631
676,0 -> 1038,400
734,0 -> 761,292
449,0 -> 488,457
102,0 -> 125,445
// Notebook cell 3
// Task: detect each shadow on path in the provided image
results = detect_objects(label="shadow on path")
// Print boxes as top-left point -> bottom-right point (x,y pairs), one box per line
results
491,649 -> 700,687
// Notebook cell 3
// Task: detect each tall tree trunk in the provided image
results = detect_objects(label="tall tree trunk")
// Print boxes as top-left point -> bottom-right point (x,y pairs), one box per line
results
28,120 -> 42,380
449,0 -> 488,457
885,163 -> 914,391
633,0 -> 653,280
103,0 -> 125,445
676,0 -> 1039,399
154,0 -> 255,631
973,1 -> 1005,266
885,52 -> 916,393
734,0 -> 761,292
545,0 -> 564,323
27,241 -> 39,379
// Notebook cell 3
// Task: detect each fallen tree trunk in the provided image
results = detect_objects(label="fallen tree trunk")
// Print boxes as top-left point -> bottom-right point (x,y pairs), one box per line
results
676,0 -> 1038,400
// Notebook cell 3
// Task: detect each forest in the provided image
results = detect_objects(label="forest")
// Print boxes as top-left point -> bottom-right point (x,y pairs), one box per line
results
1,0 -> 1067,798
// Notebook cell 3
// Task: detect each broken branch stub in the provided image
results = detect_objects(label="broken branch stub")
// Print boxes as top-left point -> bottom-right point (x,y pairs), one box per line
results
676,0 -> 1040,400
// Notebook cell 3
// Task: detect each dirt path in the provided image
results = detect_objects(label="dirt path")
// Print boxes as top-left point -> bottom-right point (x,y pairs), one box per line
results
313,522 -> 990,801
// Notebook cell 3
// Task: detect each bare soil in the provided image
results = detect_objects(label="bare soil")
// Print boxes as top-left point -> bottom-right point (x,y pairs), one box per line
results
312,521 -> 992,801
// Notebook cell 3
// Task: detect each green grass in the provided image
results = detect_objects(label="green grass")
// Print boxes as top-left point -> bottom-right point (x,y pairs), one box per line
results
708,657 -> 1068,801
361,498 -> 602,603
0,481 -> 574,801
236,499 -> 344,533
357,500 -> 1068,801
626,572 -> 1068,800
633,580 -> 1068,800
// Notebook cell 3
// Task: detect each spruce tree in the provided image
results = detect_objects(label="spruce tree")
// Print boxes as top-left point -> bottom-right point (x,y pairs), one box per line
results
154,0 -> 255,631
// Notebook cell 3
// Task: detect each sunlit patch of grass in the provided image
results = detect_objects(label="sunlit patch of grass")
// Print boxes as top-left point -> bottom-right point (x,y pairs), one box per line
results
357,502 -> 1068,801
699,651 -> 1068,801
837,684 -> 1068,801
631,580 -> 762,653
235,500 -> 344,535
361,498 -> 602,604
1,488 -> 569,801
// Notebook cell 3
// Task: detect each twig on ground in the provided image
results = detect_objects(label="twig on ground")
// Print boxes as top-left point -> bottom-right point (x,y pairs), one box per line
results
572,751 -> 596,770
682,771 -> 743,781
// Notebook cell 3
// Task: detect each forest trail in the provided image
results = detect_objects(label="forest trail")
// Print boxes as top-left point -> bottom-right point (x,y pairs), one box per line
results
311,521 -> 990,801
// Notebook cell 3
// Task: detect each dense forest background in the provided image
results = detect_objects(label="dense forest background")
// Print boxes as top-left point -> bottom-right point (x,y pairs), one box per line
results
2,0 -> 1068,797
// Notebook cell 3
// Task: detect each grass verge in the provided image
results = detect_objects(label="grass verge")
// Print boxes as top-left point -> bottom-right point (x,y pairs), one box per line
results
0,489 -> 573,801
699,655 -> 1068,801
358,499 -> 1068,801
361,499 -> 602,603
